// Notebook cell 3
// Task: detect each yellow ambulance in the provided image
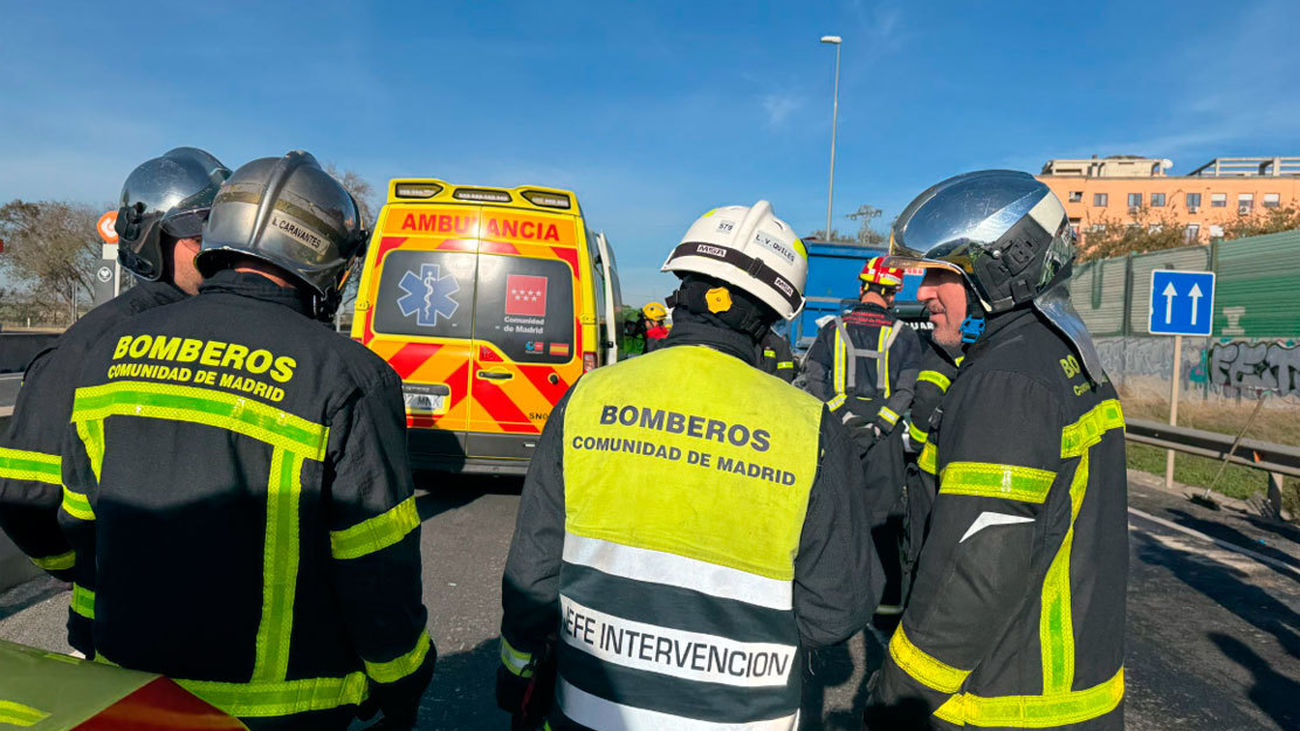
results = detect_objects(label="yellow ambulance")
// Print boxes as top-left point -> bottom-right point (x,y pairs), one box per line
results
351,179 -> 623,474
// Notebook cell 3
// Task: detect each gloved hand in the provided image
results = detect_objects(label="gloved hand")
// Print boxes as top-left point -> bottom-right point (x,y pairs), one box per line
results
841,412 -> 883,455
497,647 -> 556,729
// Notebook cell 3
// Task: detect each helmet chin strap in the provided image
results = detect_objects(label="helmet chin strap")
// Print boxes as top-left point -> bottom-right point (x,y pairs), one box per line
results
958,288 -> 987,344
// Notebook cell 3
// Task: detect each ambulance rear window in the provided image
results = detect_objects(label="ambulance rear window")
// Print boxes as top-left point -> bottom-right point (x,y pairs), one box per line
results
372,250 -> 476,339
474,254 -> 574,363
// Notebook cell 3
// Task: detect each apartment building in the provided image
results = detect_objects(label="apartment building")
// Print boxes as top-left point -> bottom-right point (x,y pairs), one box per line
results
1037,155 -> 1300,246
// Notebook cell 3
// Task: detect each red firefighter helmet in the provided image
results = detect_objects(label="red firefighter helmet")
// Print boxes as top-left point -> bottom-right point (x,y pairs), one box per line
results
859,256 -> 904,288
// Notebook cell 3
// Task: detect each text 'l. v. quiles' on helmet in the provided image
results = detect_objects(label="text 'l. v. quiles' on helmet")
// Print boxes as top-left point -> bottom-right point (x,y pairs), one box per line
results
660,200 -> 808,321
115,147 -> 231,281
889,169 -> 1106,381
196,150 -> 368,319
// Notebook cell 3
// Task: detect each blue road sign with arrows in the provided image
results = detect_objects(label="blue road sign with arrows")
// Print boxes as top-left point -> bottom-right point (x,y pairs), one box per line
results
1148,269 -> 1215,336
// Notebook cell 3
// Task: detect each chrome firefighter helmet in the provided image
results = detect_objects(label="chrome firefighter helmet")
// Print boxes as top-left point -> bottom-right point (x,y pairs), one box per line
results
196,151 -> 368,319
115,147 -> 231,281
662,200 -> 807,320
890,169 -> 1105,380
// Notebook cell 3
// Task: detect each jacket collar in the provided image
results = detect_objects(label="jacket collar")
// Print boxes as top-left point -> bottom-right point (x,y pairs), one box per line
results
198,269 -> 313,318
661,308 -> 761,366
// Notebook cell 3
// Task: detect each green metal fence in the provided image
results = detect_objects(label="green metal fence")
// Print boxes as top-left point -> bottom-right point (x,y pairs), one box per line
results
1071,230 -> 1300,339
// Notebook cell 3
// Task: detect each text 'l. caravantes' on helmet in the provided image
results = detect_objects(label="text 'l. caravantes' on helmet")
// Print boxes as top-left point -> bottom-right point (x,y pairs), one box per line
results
115,147 -> 231,281
888,169 -> 1106,381
196,150 -> 369,320
661,200 -> 808,321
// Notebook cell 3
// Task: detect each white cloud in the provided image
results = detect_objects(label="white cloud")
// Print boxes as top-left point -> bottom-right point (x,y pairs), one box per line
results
761,94 -> 802,127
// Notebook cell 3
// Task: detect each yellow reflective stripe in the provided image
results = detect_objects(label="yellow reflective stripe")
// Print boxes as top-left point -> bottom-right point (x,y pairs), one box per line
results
1060,399 -> 1124,458
888,625 -> 970,694
0,447 -> 62,486
878,406 -> 899,426
777,361 -> 794,370
1041,451 -> 1089,693
71,380 -> 329,460
366,631 -> 432,684
177,672 -> 369,718
934,667 -> 1124,727
832,327 -> 847,396
330,496 -> 420,560
71,583 -> 95,619
0,700 -> 50,727
76,419 -> 106,483
827,394 -> 847,411
940,462 -> 1056,504
252,448 -> 304,683
32,550 -> 75,571
916,369 -> 952,392
879,326 -> 892,398
908,422 -> 929,445
918,442 -> 937,475
763,348 -> 776,358
500,636 -> 534,678
61,486 -> 95,521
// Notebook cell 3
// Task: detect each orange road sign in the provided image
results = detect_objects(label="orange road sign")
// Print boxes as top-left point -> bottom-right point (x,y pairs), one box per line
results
98,211 -> 119,243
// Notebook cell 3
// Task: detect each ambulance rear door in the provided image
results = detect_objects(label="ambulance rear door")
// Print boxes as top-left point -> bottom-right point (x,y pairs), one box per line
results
465,208 -> 582,451
364,204 -> 482,438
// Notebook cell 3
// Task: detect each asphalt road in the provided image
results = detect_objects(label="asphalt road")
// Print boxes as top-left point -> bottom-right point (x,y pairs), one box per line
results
1,470 -> 1298,730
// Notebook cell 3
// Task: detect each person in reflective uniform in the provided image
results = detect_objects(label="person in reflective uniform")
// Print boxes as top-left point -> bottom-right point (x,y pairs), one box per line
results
58,152 -> 434,730
0,148 -> 228,653
804,256 -> 922,627
759,326 -> 796,383
866,171 -> 1128,730
497,200 -> 881,730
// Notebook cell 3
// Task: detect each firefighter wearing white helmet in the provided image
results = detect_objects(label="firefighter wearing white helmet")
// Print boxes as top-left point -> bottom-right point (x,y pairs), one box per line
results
498,200 -> 881,729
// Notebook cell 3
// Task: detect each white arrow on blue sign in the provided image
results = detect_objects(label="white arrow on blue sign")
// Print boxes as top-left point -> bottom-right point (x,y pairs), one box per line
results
1148,269 -> 1215,336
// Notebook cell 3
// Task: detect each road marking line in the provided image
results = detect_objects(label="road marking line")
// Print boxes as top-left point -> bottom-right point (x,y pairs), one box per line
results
0,407 -> 11,417
0,374 -> 23,381
1128,506 -> 1300,581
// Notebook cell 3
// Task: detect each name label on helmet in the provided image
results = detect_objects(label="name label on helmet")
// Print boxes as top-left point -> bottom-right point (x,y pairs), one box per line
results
270,211 -> 329,255
754,231 -> 796,265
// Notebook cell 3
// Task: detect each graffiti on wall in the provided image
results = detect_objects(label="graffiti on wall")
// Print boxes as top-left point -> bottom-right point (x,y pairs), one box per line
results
1208,341 -> 1300,395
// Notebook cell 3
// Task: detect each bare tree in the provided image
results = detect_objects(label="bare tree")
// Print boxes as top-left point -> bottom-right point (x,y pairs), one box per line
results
0,200 -> 102,324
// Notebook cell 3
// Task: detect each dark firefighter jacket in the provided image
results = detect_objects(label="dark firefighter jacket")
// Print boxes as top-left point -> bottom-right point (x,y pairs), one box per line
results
867,309 -> 1128,730
0,280 -> 186,582
759,328 -> 796,383
804,302 -> 922,434
904,340 -> 962,453
499,309 -> 881,730
57,271 -> 434,730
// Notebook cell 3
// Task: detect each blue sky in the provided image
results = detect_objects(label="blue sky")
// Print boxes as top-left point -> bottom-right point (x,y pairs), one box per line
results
2,0 -> 1298,304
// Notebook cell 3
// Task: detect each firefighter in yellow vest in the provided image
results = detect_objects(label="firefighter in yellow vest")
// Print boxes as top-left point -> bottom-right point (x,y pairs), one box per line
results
497,200 -> 882,729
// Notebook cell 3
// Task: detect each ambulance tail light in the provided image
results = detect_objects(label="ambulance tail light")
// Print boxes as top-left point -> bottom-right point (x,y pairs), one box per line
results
521,190 -> 572,210
453,188 -> 512,203
583,353 -> 597,372
394,183 -> 442,199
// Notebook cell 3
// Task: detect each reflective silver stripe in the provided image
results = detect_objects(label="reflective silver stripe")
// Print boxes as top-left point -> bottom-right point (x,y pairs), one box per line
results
563,534 -> 792,611
558,678 -> 799,731
559,595 -> 796,688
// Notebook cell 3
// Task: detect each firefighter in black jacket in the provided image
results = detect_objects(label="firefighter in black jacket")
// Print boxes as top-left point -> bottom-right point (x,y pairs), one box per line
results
866,170 -> 1127,729
805,256 -> 922,624
58,151 -> 434,730
759,326 -> 796,382
496,200 -> 881,729
0,148 -> 228,606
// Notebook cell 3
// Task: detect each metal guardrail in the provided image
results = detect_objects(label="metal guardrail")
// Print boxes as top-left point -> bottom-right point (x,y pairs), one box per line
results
1125,418 -> 1300,478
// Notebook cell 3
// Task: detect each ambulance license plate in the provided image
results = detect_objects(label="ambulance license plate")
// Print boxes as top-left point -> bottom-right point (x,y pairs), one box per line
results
402,384 -> 450,415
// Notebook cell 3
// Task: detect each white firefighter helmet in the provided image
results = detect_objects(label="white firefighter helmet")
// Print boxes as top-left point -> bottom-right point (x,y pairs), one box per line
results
661,200 -> 807,320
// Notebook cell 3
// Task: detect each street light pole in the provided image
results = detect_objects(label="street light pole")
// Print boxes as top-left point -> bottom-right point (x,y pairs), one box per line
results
821,35 -> 842,240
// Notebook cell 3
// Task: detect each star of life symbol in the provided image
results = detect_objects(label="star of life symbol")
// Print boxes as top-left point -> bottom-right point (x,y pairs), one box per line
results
397,263 -> 460,327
